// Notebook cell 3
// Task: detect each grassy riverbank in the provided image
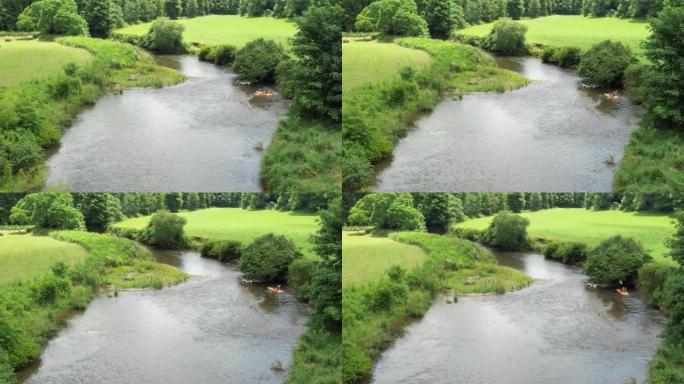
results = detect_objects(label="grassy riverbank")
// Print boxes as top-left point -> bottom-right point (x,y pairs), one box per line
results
116,15 -> 297,47
342,37 -> 527,191
455,208 -> 676,263
0,231 -> 187,380
342,231 -> 530,382
113,207 -> 321,258
0,37 -> 184,192
0,40 -> 92,87
458,15 -> 649,56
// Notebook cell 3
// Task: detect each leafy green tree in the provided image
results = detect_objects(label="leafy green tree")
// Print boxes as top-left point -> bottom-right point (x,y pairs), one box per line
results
185,0 -> 199,16
165,0 -> 182,18
341,0 -> 372,30
84,0 -> 117,37
144,18 -> 185,53
668,212 -> 684,267
10,193 -> 85,230
75,193 -> 123,232
233,38 -> 286,82
164,192 -> 183,212
507,192 -> 525,213
638,5 -> 684,131
528,192 -> 543,211
240,233 -> 303,282
348,193 -> 425,230
507,0 -> 524,18
276,5 -> 343,121
185,193 -> 200,211
584,235 -> 652,286
415,193 -> 464,232
17,0 -> 88,35
578,40 -> 635,87
526,0 -> 542,16
417,0 -> 460,39
144,210 -> 187,248
487,18 -> 528,55
463,193 -> 483,217
355,0 -> 428,36
485,211 -> 529,250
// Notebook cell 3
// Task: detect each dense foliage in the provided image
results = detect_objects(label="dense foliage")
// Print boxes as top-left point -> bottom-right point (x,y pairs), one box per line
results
484,211 -> 530,250
578,40 -> 635,87
143,17 -> 185,53
16,0 -> 87,35
10,192 -> 85,230
486,18 -> 527,55
584,235 -> 652,286
144,210 -> 188,248
348,193 -> 426,231
355,0 -> 428,36
232,38 -> 285,82
239,233 -> 303,282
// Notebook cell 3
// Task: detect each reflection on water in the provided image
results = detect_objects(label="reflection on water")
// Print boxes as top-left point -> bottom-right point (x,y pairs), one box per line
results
375,56 -> 642,192
371,251 -> 666,384
46,55 -> 289,192
20,250 -> 308,384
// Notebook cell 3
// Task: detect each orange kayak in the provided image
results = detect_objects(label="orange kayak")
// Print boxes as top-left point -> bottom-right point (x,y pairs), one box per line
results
267,287 -> 284,294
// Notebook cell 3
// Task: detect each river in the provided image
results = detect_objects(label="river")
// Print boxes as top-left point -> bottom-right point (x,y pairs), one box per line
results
375,56 -> 642,192
45,55 -> 289,192
371,250 -> 666,384
19,249 -> 309,384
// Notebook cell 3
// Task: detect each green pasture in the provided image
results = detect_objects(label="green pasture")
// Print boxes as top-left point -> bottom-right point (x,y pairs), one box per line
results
455,208 -> 676,263
116,15 -> 297,47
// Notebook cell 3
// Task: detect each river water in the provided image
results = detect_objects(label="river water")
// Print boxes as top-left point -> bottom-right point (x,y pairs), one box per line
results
46,55 -> 289,192
371,250 -> 666,384
375,57 -> 642,192
19,249 -> 309,384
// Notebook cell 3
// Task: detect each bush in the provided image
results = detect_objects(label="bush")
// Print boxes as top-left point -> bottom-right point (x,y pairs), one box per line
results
232,38 -> 285,83
540,46 -> 581,68
637,262 -> 677,308
578,40 -> 635,87
197,45 -> 213,61
199,239 -> 242,262
212,45 -> 236,66
10,193 -> 85,230
144,210 -> 187,248
31,274 -> 71,305
239,233 -> 303,282
485,211 -> 530,250
450,227 -> 485,242
17,0 -> 88,35
583,235 -> 652,286
487,19 -> 528,55
354,0 -> 428,37
144,18 -> 185,53
288,258 -> 318,300
542,240 -> 587,264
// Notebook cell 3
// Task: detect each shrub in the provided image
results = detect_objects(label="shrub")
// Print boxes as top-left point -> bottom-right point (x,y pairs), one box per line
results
239,233 -> 303,282
542,240 -> 587,264
10,193 -> 85,230
487,19 -> 528,55
450,227 -> 485,242
369,280 -> 408,312
583,235 -> 652,286
144,18 -> 185,53
637,262 -> 676,308
540,46 -> 581,68
232,38 -> 285,83
578,40 -> 635,87
288,258 -> 318,300
212,45 -> 236,66
354,0 -> 428,37
31,274 -> 71,305
199,239 -> 242,262
484,211 -> 530,250
660,272 -> 684,341
197,45 -> 214,61
143,210 -> 187,248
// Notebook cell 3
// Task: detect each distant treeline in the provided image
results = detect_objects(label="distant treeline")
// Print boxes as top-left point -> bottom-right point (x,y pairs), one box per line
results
0,192 -> 334,228
0,0 -> 317,32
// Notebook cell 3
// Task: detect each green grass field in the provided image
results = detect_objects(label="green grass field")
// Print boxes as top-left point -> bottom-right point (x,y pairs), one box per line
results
342,40 -> 432,91
0,40 -> 92,87
458,15 -> 650,56
116,15 -> 297,47
455,208 -> 676,263
0,232 -> 88,284
342,231 -> 426,286
113,208 -> 320,258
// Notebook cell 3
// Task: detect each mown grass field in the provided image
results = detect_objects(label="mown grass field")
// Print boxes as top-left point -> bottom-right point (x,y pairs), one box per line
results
113,208 -> 320,258
0,232 -> 88,285
116,15 -> 297,47
0,40 -> 92,87
455,208 -> 676,263
342,231 -> 426,286
342,40 -> 432,91
458,15 -> 650,56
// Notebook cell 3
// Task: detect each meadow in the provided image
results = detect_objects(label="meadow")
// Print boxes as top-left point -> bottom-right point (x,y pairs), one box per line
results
116,15 -> 297,47
113,208 -> 320,258
0,232 -> 87,284
342,231 -> 426,286
455,208 -> 676,263
0,40 -> 92,87
342,40 -> 432,91
458,15 -> 650,56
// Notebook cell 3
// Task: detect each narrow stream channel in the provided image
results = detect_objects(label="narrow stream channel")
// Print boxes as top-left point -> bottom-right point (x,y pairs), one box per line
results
371,250 -> 666,384
45,55 -> 289,192
375,57 -> 642,192
19,249 -> 309,384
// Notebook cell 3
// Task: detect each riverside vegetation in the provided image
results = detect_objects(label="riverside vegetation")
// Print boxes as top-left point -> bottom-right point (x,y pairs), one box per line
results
0,192 -> 341,383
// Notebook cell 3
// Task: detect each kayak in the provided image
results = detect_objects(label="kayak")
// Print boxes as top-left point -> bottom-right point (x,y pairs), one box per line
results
616,288 -> 629,296
267,287 -> 284,294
